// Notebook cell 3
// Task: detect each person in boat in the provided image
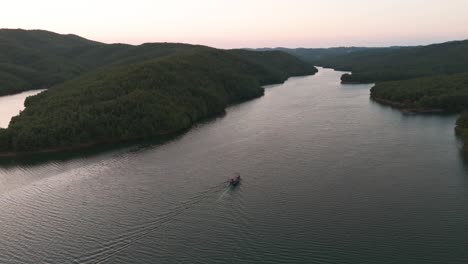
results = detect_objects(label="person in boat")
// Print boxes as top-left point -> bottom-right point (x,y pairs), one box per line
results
229,174 -> 241,185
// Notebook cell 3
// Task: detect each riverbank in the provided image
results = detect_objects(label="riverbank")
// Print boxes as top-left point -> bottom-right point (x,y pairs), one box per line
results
0,71 -> 316,158
0,132 -> 181,159
455,113 -> 468,151
455,128 -> 468,151
370,95 -> 446,114
370,83 -> 468,150
0,102 -> 227,158
2,68 -> 467,264
367,73 -> 468,148
0,47 -> 316,156
0,89 -> 46,128
367,78 -> 468,151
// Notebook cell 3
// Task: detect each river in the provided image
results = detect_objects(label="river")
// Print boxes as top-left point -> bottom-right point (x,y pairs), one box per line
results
0,89 -> 45,128
0,68 -> 467,263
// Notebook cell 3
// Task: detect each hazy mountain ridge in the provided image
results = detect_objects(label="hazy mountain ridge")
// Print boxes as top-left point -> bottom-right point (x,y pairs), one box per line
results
250,47 -> 377,62
317,39 -> 468,83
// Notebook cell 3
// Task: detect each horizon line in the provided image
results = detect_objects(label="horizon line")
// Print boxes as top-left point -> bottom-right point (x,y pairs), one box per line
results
2,27 -> 468,50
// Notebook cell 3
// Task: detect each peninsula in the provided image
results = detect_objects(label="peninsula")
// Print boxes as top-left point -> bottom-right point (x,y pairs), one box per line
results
0,29 -> 316,155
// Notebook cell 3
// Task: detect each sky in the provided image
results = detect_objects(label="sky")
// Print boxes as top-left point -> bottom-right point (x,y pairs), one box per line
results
1,0 -> 468,48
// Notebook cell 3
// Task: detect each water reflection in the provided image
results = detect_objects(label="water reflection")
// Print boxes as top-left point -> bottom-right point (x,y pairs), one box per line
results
1,69 -> 468,263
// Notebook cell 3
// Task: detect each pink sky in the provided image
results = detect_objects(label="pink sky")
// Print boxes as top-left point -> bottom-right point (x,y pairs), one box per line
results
1,0 -> 468,48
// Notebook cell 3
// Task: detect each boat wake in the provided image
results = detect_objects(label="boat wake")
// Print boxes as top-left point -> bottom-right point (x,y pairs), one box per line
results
73,181 -> 229,264
216,187 -> 231,202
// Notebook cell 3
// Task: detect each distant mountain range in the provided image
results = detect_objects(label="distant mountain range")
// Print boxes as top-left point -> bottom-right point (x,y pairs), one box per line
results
257,40 -> 468,84
250,47 -> 375,62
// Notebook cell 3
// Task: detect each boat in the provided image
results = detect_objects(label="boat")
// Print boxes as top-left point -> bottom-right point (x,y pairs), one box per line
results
229,174 -> 241,186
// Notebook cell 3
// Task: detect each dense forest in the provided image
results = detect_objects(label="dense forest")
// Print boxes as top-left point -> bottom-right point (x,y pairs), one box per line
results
0,29 -> 316,97
0,33 -> 316,153
228,49 -> 317,83
254,47 -> 372,62
0,29 -> 208,95
3,29 -> 467,152
315,40 -> 468,83
0,29 -> 99,95
370,73 -> 468,112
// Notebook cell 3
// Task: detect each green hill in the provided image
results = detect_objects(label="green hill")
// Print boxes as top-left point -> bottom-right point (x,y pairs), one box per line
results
0,45 -> 316,153
67,42 -> 203,69
254,47 -> 373,63
0,29 -> 204,95
229,49 -> 317,83
370,73 -> 468,112
0,29 -> 317,97
0,29 -> 100,95
316,40 -> 468,83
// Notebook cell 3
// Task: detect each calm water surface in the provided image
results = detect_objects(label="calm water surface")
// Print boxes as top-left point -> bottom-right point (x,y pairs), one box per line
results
0,89 -> 45,128
0,69 -> 467,263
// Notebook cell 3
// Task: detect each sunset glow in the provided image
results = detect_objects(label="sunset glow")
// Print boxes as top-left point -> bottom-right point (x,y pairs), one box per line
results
1,0 -> 468,48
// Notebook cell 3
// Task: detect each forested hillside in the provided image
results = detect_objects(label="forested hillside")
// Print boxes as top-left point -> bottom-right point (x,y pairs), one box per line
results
0,29 -> 99,95
317,40 -> 468,83
254,47 -> 371,63
0,29 -> 204,95
229,49 -> 317,83
370,73 -> 468,112
0,45 -> 316,153
0,29 -> 318,98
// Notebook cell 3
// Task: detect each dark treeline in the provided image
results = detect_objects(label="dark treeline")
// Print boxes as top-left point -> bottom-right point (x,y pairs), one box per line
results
228,49 -> 317,83
0,45 -> 316,153
0,29 -> 99,95
370,73 -> 468,112
253,47 -> 373,62
316,40 -> 468,83
0,29 -> 208,96
0,29 -> 317,97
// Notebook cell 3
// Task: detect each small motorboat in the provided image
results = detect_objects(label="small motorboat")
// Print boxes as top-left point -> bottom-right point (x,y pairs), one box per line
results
229,174 -> 241,186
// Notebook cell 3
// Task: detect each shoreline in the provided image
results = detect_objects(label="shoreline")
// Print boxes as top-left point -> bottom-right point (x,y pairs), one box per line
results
0,109 -> 218,159
0,134 -> 181,159
329,68 -> 467,152
370,95 -> 446,114
371,95 -> 467,151
0,119 -> 203,159
455,126 -> 468,151
0,88 -> 47,99
0,89 -> 47,129
0,73 -> 315,159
